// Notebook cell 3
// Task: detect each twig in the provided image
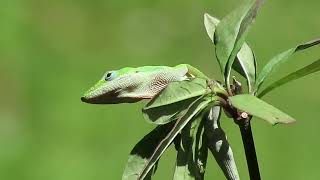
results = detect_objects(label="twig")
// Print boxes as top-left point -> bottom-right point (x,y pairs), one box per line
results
238,118 -> 261,180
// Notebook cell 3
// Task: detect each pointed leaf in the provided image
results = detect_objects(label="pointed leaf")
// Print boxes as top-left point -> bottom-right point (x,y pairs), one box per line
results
255,39 -> 320,92
229,94 -> 296,125
173,114 -> 208,180
143,78 -> 208,124
192,118 -> 208,179
204,13 -> 257,92
204,13 -> 220,42
138,97 -> 213,180
122,123 -> 173,180
234,43 -> 257,92
259,59 -> 320,97
214,0 -> 263,82
204,107 -> 240,179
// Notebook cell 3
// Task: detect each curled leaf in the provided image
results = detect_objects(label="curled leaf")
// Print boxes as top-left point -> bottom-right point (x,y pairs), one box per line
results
204,13 -> 257,93
214,0 -> 263,89
204,107 -> 240,180
204,13 -> 220,42
173,114 -> 208,180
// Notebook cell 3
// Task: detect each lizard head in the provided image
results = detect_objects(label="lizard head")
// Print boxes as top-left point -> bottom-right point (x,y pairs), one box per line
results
81,67 -> 144,104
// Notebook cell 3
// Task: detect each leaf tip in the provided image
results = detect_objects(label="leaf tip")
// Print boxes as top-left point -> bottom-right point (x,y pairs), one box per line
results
285,118 -> 297,125
272,118 -> 297,126
204,12 -> 210,19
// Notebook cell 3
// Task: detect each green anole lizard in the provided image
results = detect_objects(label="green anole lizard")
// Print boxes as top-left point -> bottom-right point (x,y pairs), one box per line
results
81,64 -> 210,104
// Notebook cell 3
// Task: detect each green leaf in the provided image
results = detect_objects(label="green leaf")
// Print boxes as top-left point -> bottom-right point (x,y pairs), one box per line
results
173,114 -> 208,180
143,78 -> 208,124
204,13 -> 220,42
229,94 -> 296,125
143,97 -> 200,125
259,59 -> 320,97
255,39 -> 320,92
138,97 -> 214,180
234,43 -> 257,92
204,13 -> 257,93
192,118 -> 208,179
214,0 -> 263,87
122,123 -> 173,180
144,78 -> 208,109
204,107 -> 240,179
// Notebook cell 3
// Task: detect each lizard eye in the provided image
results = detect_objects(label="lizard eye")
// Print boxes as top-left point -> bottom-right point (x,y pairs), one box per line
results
105,71 -> 115,81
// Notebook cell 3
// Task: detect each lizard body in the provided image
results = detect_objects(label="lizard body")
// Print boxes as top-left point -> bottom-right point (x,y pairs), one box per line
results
81,64 -> 209,104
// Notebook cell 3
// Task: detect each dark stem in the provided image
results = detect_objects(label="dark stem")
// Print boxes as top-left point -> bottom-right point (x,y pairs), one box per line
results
238,119 -> 261,180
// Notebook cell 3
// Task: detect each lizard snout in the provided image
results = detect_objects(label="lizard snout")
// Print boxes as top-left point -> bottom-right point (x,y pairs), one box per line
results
80,96 -> 89,103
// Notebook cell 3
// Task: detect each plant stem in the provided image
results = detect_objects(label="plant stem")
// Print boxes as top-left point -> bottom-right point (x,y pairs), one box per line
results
238,119 -> 261,180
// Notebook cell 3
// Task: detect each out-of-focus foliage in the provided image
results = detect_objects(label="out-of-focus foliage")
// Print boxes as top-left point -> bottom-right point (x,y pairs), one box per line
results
0,0 -> 319,179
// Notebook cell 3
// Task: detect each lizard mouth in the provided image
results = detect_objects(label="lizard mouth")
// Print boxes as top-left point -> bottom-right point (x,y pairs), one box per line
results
81,90 -> 120,104
81,90 -> 141,104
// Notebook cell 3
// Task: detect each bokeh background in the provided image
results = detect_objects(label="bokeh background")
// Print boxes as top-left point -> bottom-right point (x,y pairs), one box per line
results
1,0 -> 319,179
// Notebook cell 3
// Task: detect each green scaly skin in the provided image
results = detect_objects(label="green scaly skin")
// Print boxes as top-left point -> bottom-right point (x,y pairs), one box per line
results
81,64 -> 210,104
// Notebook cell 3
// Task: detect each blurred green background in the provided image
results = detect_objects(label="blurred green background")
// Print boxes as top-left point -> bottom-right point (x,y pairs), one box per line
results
0,0 -> 319,179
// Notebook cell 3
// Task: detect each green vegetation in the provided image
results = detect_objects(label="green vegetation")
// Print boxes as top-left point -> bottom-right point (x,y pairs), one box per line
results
1,0 -> 320,180
81,0 -> 320,179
